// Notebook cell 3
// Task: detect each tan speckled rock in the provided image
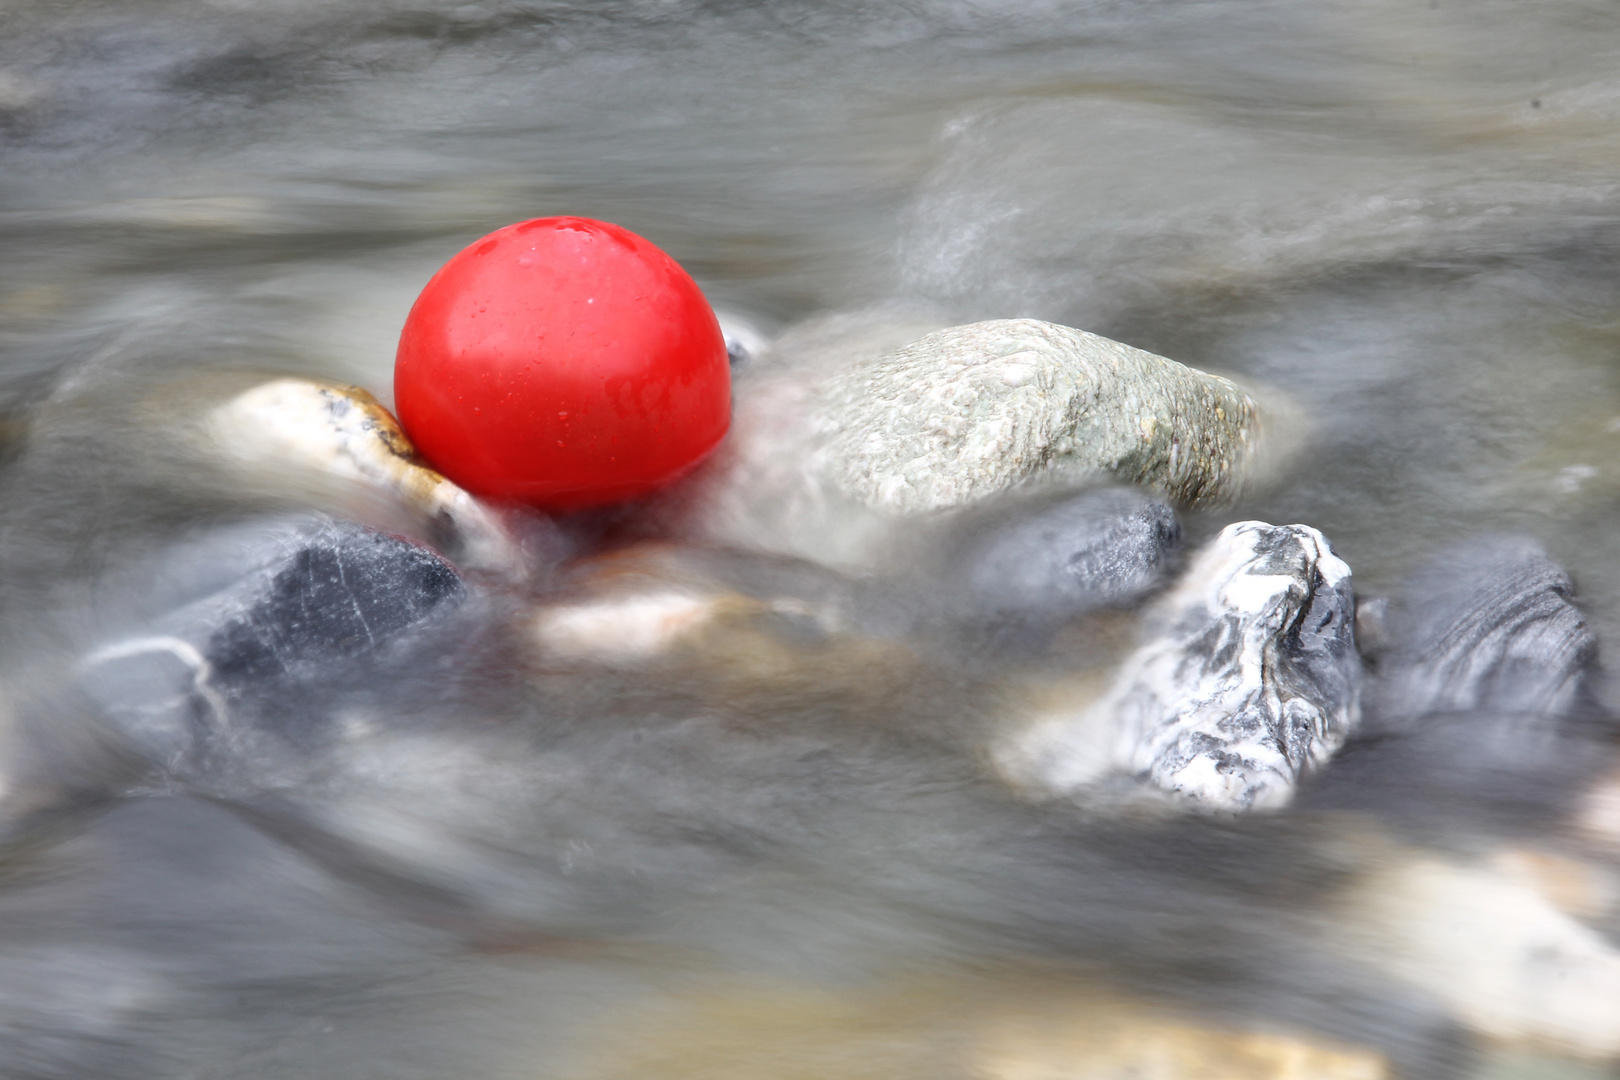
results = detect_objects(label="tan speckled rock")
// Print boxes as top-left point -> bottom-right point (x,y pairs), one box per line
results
1337,853 -> 1620,1061
205,379 -> 524,577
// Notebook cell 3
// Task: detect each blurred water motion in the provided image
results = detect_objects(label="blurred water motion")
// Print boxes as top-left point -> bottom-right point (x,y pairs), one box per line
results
2,1 -> 1620,1077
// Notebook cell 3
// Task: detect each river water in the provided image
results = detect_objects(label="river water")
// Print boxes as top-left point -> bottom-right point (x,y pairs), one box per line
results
1,1 -> 1619,1078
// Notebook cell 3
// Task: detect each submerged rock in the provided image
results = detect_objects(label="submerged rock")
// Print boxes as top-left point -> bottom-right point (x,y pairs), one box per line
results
952,487 -> 1182,626
602,969 -> 1389,1080
77,516 -> 464,767
1000,521 -> 1360,812
204,523 -> 463,682
1339,852 -> 1620,1061
1374,535 -> 1595,723
716,311 -> 770,366
672,316 -> 1287,570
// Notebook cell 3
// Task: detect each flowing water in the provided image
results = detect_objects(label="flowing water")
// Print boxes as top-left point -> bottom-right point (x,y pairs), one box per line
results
2,1 -> 1620,1077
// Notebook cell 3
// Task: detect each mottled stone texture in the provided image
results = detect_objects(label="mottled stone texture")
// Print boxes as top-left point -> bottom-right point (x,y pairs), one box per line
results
204,521 -> 462,681
672,317 -> 1278,570
817,320 -> 1265,512
1375,535 -> 1595,723
1005,522 -> 1360,812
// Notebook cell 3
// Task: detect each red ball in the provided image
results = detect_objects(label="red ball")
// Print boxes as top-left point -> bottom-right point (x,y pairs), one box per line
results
394,217 -> 731,509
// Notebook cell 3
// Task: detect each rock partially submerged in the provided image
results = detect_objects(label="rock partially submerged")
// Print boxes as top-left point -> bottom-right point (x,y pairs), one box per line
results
820,320 -> 1267,512
1374,535 -> 1595,723
1338,851 -> 1620,1061
1000,521 -> 1360,812
952,487 -> 1182,627
77,516 -> 464,769
206,379 -> 524,578
673,317 -> 1285,569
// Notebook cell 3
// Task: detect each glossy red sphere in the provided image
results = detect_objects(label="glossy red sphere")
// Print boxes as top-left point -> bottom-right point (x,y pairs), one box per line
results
394,217 -> 731,509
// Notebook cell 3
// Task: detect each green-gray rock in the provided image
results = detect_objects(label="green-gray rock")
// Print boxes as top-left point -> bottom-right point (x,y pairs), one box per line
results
670,315 -> 1287,569
815,319 -> 1267,512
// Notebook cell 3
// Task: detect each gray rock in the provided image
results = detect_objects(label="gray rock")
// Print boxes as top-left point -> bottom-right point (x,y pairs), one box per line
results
1001,521 -> 1360,812
817,320 -> 1269,512
954,487 -> 1182,623
203,521 -> 462,682
77,516 -> 464,767
671,316 -> 1288,571
1375,535 -> 1595,722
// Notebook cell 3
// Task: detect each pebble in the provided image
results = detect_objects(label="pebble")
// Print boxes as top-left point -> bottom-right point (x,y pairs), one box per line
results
672,316 -> 1285,570
999,521 -> 1360,812
76,516 -> 463,767
716,311 -> 770,366
525,544 -> 935,699
1373,535 -> 1595,723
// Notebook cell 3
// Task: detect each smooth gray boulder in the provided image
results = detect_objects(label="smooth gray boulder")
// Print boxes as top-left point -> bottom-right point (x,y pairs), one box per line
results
817,320 -> 1266,512
671,316 -> 1285,571
1000,521 -> 1360,812
1374,535 -> 1595,723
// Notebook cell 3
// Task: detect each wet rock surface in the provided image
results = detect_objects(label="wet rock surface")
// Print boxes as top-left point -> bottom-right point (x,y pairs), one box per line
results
951,487 -> 1182,627
817,319 -> 1270,512
1337,852 -> 1620,1062
205,523 -> 462,681
76,516 -> 464,767
1372,535 -> 1596,725
1002,521 -> 1361,812
1301,538 -> 1605,833
672,316 -> 1282,569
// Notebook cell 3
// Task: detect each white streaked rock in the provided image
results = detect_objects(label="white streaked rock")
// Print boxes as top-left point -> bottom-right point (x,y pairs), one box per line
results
999,521 -> 1360,812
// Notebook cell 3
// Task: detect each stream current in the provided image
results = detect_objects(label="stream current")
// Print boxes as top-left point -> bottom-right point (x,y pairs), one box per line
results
1,2 -> 1620,1077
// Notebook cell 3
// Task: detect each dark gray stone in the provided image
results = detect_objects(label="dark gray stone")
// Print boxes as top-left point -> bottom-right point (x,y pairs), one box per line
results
76,516 -> 464,766
1375,535 -> 1595,723
955,487 -> 1182,623
204,524 -> 462,682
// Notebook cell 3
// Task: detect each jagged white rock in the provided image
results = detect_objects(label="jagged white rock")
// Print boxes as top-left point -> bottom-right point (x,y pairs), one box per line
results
673,317 -> 1283,569
1000,521 -> 1360,812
